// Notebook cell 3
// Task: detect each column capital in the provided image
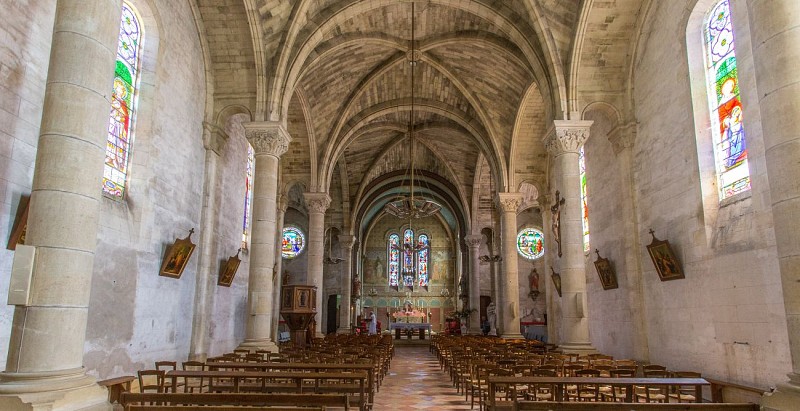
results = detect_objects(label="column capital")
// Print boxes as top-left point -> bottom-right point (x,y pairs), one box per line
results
202,121 -> 229,155
496,192 -> 524,214
464,234 -> 483,248
304,192 -> 331,214
244,121 -> 291,157
543,120 -> 594,156
338,235 -> 358,249
608,122 -> 637,155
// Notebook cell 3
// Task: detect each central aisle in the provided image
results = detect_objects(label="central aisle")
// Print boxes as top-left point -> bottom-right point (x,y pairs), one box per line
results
373,345 -> 471,410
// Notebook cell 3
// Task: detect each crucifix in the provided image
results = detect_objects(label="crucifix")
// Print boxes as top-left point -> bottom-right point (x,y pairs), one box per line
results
551,190 -> 566,257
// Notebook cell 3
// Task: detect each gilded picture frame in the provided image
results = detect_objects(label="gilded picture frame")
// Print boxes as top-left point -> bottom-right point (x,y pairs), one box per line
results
593,249 -> 619,290
550,267 -> 562,297
218,249 -> 241,287
646,230 -> 684,281
159,229 -> 197,279
6,195 -> 30,251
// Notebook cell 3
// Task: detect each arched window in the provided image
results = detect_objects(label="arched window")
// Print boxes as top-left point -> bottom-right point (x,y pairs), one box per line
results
517,228 -> 545,260
281,227 -> 305,259
388,234 -> 400,288
417,234 -> 429,287
103,2 -> 143,199
704,0 -> 750,199
402,228 -> 414,287
241,144 -> 254,249
579,147 -> 590,252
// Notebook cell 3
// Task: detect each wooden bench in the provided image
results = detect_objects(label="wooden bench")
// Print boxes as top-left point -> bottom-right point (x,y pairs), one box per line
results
513,403 -> 759,411
706,378 -> 767,403
119,392 -> 349,410
98,375 -> 136,404
166,370 -> 366,410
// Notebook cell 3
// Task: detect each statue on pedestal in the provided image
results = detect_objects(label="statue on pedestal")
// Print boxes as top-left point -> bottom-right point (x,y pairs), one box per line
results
486,302 -> 497,336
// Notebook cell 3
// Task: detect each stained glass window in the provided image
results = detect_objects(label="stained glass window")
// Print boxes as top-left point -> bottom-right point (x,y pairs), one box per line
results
103,2 -> 143,199
281,227 -> 305,259
704,0 -> 750,199
517,228 -> 544,260
241,145 -> 254,249
417,234 -> 430,287
388,234 -> 400,288
579,147 -> 590,252
402,229 -> 414,287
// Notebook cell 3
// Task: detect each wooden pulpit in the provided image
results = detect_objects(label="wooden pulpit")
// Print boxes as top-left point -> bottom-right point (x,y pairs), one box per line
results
279,285 -> 317,348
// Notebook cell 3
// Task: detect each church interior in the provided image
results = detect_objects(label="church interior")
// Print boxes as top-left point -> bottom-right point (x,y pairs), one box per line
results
0,0 -> 799,409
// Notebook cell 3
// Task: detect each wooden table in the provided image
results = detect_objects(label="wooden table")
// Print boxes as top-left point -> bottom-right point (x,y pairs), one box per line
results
166,370 -> 366,410
487,376 -> 710,407
204,362 -> 377,406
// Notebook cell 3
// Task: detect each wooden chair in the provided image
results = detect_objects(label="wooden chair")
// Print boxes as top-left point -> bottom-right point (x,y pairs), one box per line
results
636,370 -> 670,403
601,368 -> 636,402
670,371 -> 703,403
154,361 -> 178,392
137,370 -> 165,395
573,369 -> 601,402
525,369 -> 556,402
180,361 -> 206,393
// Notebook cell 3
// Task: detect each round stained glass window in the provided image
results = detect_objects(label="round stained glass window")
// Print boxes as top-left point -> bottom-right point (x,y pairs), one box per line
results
517,228 -> 544,260
281,227 -> 305,259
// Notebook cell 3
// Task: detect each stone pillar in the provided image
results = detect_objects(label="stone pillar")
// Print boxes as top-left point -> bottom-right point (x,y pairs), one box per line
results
271,194 -> 289,343
608,123 -> 650,362
497,193 -> 524,339
748,1 -> 800,408
304,192 -> 331,338
543,120 -> 596,354
337,235 -> 357,334
540,194 -> 560,344
188,122 -> 228,361
238,122 -> 290,352
465,235 -> 483,334
488,229 -> 501,336
0,0 -> 121,408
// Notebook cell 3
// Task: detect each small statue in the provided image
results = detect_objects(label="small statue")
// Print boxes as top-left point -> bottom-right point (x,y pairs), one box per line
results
353,276 -> 362,297
486,302 -> 497,336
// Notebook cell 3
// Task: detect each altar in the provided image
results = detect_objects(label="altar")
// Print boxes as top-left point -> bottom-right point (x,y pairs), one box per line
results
389,322 -> 432,340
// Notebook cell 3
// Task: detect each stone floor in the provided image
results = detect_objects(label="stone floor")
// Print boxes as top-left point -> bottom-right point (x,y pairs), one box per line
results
372,345 -> 472,410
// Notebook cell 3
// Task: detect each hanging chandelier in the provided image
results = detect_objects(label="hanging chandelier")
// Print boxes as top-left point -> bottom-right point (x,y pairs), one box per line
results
384,1 -> 441,221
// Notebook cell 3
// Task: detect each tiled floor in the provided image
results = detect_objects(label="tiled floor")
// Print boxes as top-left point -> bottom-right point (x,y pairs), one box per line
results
373,345 -> 472,410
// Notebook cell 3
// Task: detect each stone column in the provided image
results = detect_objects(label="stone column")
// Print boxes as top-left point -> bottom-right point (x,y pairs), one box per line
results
337,235 -> 357,334
497,193 -> 524,339
748,1 -> 800,408
465,235 -> 483,334
608,123 -> 650,362
0,0 -> 121,407
238,122 -> 290,352
304,192 -> 331,338
271,194 -> 288,343
540,194 -> 560,344
543,120 -> 596,354
188,122 -> 228,361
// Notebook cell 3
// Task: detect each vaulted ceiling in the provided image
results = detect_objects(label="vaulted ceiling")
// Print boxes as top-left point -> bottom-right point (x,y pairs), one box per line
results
194,0 -> 648,233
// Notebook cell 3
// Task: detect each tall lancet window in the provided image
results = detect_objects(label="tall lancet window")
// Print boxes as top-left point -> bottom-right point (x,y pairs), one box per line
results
579,147 -> 590,252
402,229 -> 415,287
388,234 -> 400,288
241,145 -> 255,249
704,0 -> 750,199
103,2 -> 143,199
417,234 -> 429,287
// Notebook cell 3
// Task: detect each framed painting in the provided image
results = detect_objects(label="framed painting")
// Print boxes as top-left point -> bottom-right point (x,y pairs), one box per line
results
550,267 -> 562,297
646,230 -> 684,281
218,249 -> 241,287
160,229 -> 196,279
297,289 -> 310,308
6,195 -> 30,251
593,249 -> 618,290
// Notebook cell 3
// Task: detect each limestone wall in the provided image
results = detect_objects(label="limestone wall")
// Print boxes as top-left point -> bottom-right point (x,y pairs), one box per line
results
0,0 -> 57,371
582,0 -> 790,388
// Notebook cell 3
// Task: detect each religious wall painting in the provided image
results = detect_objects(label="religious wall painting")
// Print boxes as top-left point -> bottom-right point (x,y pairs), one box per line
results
550,267 -> 562,297
218,249 -> 241,287
646,230 -> 685,281
160,229 -> 196,279
528,267 -> 541,300
593,249 -> 618,290
6,195 -> 29,251
281,226 -> 305,259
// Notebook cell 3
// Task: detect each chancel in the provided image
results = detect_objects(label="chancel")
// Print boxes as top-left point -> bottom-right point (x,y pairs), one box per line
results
0,0 -> 798,410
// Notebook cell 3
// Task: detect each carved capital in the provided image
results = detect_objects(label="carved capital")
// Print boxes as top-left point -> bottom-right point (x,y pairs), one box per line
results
608,122 -> 637,155
464,234 -> 483,249
244,121 -> 291,157
202,121 -> 229,155
304,192 -> 331,214
543,120 -> 593,156
338,235 -> 358,249
496,192 -> 524,214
